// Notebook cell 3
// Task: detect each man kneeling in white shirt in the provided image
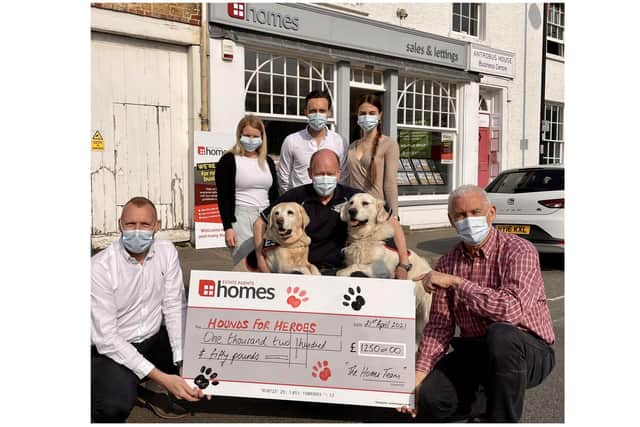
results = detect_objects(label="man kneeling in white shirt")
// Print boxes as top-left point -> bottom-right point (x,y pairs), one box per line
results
91,196 -> 206,422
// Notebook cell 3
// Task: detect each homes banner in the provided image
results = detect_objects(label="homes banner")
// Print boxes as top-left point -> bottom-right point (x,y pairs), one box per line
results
183,270 -> 416,409
193,131 -> 235,249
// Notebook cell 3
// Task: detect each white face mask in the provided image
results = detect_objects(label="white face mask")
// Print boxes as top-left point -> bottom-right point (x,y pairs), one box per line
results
121,229 -> 154,254
312,175 -> 337,196
239,135 -> 262,152
307,113 -> 328,131
454,216 -> 490,246
357,114 -> 379,131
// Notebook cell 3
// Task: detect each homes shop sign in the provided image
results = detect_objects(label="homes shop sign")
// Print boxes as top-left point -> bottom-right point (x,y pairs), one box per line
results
210,3 -> 468,70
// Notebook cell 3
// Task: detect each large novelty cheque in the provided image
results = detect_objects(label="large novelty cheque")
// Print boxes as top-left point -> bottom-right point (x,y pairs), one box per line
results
183,270 -> 416,408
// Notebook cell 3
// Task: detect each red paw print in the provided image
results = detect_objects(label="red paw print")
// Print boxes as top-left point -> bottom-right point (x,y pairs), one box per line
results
311,360 -> 331,381
286,286 -> 308,308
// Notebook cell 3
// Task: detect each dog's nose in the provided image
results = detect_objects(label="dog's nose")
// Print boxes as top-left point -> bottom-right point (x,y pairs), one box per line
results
348,208 -> 357,218
276,217 -> 284,225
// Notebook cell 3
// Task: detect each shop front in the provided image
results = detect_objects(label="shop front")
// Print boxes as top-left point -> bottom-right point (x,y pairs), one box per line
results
206,3 -> 483,229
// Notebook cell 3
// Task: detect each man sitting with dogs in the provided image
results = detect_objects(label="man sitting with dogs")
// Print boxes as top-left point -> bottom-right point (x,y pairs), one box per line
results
247,148 -> 412,278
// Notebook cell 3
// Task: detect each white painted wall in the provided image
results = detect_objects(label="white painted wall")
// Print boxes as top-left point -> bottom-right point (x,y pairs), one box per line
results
399,204 -> 450,230
209,39 -> 246,136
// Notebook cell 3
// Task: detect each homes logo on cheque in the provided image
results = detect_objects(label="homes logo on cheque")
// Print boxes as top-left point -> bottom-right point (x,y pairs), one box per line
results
198,279 -> 275,300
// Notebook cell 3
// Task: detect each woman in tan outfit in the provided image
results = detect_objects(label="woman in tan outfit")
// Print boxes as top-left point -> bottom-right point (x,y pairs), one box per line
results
347,93 -> 400,217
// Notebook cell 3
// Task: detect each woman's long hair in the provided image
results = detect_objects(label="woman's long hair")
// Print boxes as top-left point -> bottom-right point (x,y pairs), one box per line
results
356,93 -> 383,184
231,114 -> 268,169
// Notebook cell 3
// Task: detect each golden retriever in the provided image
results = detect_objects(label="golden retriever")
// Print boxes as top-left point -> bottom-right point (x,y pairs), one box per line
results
235,202 -> 321,275
336,193 -> 432,344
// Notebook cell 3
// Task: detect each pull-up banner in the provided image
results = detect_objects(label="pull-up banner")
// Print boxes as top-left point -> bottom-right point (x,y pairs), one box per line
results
193,131 -> 235,249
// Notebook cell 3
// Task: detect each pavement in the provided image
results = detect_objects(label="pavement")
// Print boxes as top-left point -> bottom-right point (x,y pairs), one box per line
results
126,227 -> 564,423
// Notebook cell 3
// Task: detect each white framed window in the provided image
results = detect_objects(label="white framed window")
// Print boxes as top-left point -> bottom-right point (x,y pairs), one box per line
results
396,77 -> 458,195
397,78 -> 457,129
244,50 -> 336,119
350,68 -> 384,89
546,3 -> 564,57
540,102 -> 564,164
452,3 -> 480,37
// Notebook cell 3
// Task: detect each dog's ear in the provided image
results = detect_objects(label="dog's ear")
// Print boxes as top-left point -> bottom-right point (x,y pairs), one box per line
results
376,199 -> 389,223
340,199 -> 351,222
298,204 -> 310,229
268,205 -> 279,227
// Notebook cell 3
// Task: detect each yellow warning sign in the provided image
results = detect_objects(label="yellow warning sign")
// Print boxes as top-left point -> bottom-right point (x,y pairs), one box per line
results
92,130 -> 105,151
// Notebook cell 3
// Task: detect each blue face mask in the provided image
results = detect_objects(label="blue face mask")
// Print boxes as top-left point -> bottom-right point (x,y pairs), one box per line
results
239,136 -> 262,152
357,114 -> 379,131
307,113 -> 328,131
454,216 -> 490,246
312,175 -> 338,197
121,229 -> 155,254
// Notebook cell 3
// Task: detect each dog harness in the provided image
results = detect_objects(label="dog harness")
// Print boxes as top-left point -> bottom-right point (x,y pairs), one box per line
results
383,237 -> 411,256
244,239 -> 280,271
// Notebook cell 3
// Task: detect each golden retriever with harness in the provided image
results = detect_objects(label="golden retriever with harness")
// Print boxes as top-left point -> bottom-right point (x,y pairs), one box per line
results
336,193 -> 433,344
235,202 -> 320,275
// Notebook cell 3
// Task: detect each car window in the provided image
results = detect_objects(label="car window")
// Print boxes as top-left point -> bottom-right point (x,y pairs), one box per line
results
486,171 -> 528,193
518,170 -> 564,192
486,169 -> 564,193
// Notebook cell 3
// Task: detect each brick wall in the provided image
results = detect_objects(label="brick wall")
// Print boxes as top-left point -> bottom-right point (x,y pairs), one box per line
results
92,3 -> 201,26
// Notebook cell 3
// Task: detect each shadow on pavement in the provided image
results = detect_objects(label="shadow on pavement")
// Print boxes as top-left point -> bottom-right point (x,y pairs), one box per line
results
415,237 -> 459,256
185,396 -> 412,423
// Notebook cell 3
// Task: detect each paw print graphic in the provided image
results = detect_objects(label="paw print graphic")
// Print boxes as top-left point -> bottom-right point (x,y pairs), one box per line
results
311,360 -> 331,381
193,366 -> 219,389
286,286 -> 309,308
342,286 -> 366,311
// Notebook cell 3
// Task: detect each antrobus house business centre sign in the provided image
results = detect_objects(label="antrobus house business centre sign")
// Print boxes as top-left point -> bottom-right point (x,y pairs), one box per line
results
468,44 -> 515,78
210,3 -> 468,70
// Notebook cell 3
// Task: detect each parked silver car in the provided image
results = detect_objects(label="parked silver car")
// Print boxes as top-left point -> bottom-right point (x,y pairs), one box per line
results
485,165 -> 564,253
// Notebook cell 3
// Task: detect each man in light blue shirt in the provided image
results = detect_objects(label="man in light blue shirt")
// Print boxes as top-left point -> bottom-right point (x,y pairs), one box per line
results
277,90 -> 349,193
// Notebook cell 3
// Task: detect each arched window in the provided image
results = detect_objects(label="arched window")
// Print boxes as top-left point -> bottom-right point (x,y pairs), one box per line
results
395,77 -> 458,196
397,78 -> 457,128
244,50 -> 336,119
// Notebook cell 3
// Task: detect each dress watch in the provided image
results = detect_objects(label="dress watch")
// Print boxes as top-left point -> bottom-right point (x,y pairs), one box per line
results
397,263 -> 412,272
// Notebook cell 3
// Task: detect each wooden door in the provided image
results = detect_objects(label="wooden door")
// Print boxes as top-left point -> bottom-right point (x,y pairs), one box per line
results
91,32 -> 189,236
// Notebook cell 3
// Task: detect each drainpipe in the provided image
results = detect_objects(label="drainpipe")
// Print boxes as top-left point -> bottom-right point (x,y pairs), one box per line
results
521,3 -> 528,167
539,3 -> 548,164
200,3 -> 210,131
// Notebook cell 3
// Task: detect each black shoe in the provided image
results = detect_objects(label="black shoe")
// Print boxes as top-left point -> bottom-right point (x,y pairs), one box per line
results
136,387 -> 190,420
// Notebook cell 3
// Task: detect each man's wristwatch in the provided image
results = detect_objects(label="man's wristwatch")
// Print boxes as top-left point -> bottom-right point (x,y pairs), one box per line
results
397,263 -> 413,272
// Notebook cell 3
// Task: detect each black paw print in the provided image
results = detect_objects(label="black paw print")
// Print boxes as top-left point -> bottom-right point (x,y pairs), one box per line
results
342,286 -> 366,311
193,366 -> 219,389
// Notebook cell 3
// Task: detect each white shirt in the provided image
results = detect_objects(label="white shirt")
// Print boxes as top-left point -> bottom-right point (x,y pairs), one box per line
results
234,155 -> 272,207
277,127 -> 349,193
91,239 -> 186,379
